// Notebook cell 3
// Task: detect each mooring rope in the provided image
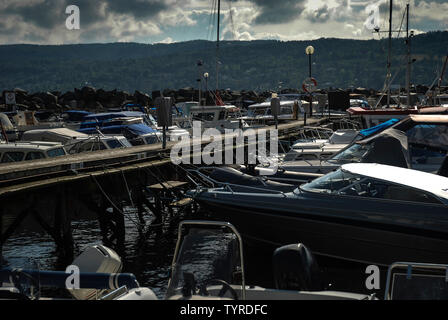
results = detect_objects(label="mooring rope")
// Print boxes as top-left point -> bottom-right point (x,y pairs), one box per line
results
90,174 -> 145,229
120,170 -> 135,208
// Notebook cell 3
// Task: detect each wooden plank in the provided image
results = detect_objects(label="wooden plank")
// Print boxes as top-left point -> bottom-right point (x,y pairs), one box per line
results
0,158 -> 172,197
169,197 -> 193,207
148,180 -> 188,191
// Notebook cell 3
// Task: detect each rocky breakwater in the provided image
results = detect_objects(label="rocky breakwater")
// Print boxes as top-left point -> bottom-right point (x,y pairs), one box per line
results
0,86 -> 265,113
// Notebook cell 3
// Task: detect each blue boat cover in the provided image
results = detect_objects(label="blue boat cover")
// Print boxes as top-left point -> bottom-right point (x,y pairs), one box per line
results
78,123 -> 157,135
63,110 -> 93,122
83,111 -> 144,121
359,118 -> 399,137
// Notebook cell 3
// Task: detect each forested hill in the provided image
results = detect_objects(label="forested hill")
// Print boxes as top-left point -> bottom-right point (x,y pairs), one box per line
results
0,31 -> 446,93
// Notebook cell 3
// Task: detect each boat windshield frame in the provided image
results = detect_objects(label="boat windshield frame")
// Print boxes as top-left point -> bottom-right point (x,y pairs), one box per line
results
298,169 -> 363,195
326,143 -> 372,164
297,168 -> 446,205
165,220 -> 246,300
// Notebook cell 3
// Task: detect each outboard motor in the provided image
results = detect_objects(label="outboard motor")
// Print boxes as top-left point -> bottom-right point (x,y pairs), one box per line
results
68,245 -> 122,300
272,243 -> 325,291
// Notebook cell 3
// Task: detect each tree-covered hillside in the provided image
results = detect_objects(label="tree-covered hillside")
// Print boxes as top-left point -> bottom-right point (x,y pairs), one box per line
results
0,31 -> 446,93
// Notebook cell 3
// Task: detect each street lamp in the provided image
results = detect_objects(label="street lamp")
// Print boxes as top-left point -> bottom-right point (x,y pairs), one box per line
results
305,45 -> 314,78
197,60 -> 203,105
203,72 -> 209,105
305,45 -> 315,117
204,72 -> 209,92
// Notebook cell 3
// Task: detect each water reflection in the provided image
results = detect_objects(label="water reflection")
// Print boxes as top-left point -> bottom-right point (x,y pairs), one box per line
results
1,207 -> 181,298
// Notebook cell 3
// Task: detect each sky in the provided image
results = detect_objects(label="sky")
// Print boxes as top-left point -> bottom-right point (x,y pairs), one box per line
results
0,0 -> 446,45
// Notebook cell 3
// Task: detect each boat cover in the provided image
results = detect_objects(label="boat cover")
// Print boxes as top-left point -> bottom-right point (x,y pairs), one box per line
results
62,110 -> 92,122
21,128 -> 88,144
358,118 -> 399,137
357,128 -> 410,168
83,111 -> 144,121
0,113 -> 14,131
78,123 -> 157,136
208,166 -> 296,192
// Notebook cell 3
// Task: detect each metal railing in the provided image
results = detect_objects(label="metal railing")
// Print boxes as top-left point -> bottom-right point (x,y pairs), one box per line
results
168,220 -> 246,300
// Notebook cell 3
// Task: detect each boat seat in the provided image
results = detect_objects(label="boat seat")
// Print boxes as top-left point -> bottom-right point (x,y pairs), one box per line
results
383,185 -> 436,203
272,243 -> 325,291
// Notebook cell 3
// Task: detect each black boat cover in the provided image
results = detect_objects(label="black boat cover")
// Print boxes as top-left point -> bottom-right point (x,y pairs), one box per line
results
357,128 -> 410,168
208,166 -> 296,192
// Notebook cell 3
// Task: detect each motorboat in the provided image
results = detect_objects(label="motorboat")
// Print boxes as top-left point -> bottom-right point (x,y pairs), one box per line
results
21,128 -> 89,145
283,129 -> 359,162
162,220 -> 375,300
269,127 -> 409,175
0,244 -> 156,300
277,115 -> 448,176
188,104 -> 248,133
0,141 -> 67,163
65,135 -> 132,154
78,111 -> 190,141
78,123 -> 162,146
189,163 -> 448,267
282,118 -> 400,163
242,98 -> 304,126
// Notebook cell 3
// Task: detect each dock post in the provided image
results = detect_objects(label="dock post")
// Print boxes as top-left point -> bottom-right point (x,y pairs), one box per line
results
53,187 -> 74,262
61,189 -> 74,262
136,188 -> 146,231
113,204 -> 126,256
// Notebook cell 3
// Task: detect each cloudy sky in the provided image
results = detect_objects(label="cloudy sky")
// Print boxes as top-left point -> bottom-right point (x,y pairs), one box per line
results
0,0 -> 446,45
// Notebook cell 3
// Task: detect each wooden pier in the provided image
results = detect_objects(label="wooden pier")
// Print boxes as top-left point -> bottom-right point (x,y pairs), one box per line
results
0,117 -> 338,262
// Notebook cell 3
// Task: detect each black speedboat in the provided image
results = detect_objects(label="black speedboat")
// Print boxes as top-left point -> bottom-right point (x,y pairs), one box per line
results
190,163 -> 448,266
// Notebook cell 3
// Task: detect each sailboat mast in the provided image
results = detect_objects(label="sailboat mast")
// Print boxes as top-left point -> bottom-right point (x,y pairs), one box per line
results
406,3 -> 411,108
216,0 -> 221,92
387,0 -> 393,108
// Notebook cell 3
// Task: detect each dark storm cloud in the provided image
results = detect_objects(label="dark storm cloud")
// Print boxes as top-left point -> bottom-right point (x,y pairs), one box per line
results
3,0 -> 66,29
378,0 -> 404,15
106,0 -> 170,20
1,0 -> 180,31
242,0 -> 306,25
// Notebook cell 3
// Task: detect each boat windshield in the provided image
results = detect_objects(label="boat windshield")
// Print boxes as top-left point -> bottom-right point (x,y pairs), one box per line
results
299,169 -> 362,194
165,223 -> 244,300
327,143 -> 372,164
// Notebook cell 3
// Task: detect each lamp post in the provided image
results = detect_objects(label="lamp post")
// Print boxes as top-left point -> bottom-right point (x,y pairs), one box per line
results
305,45 -> 315,117
197,60 -> 203,106
204,72 -> 209,104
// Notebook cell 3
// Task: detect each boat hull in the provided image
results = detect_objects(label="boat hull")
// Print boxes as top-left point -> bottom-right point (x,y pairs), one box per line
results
194,195 -> 448,267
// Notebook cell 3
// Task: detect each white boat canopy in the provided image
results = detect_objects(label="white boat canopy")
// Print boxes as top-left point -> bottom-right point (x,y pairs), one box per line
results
341,163 -> 448,200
